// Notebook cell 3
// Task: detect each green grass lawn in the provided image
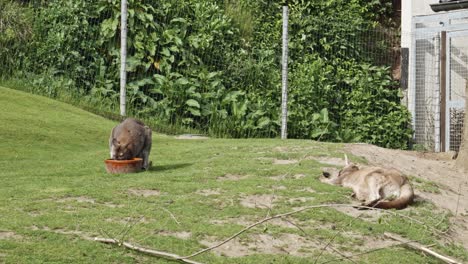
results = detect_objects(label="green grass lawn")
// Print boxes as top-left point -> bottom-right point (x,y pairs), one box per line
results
0,86 -> 466,263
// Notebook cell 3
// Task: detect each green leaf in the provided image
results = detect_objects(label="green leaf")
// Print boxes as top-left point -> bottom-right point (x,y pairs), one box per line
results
176,77 -> 189,85
186,99 -> 200,108
189,108 -> 201,116
161,48 -> 171,57
257,117 -> 271,128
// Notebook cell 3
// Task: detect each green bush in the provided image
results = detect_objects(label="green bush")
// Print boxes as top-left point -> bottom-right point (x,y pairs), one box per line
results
288,54 -> 411,148
0,0 -> 33,77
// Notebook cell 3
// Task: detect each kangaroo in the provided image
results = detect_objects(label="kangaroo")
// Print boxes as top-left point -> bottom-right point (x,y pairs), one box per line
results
322,155 -> 414,209
109,118 -> 152,170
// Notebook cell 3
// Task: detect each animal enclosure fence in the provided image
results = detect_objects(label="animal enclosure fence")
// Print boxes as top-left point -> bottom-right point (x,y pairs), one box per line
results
0,1 -> 406,146
411,10 -> 468,152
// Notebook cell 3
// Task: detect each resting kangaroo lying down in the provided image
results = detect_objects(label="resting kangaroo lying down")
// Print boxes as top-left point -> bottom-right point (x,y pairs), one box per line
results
322,155 -> 414,209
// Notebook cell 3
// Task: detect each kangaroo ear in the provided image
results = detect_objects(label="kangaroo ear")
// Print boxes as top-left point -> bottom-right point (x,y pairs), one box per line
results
344,154 -> 349,165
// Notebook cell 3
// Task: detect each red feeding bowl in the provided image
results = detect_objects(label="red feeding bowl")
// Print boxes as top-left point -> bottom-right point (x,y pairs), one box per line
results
105,158 -> 143,174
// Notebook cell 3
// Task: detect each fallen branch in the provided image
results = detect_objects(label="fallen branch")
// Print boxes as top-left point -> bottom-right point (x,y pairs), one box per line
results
94,203 -> 453,263
94,237 -> 204,264
384,232 -> 461,264
178,203 -> 447,260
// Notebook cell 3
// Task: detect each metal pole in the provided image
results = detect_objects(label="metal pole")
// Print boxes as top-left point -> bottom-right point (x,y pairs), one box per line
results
120,0 -> 128,117
280,5 -> 289,139
440,31 -> 447,152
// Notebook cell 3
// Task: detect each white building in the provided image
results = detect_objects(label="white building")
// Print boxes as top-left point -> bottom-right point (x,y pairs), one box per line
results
401,0 -> 468,152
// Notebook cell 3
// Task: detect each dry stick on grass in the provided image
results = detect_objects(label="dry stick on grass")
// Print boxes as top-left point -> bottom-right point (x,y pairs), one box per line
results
119,216 -> 146,243
318,229 -> 455,264
95,203 -> 454,263
94,237 -> 204,264
162,207 -> 181,225
178,203 -> 450,261
282,217 -> 357,264
313,229 -> 354,264
383,232 -> 462,264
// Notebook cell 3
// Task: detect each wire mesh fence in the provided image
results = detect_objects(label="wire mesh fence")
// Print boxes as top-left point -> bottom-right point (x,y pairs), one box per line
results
448,34 -> 468,152
412,32 -> 441,152
410,11 -> 468,153
0,0 -> 410,148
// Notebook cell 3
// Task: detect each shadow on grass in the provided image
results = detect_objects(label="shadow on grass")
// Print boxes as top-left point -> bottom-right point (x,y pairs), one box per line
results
148,163 -> 193,172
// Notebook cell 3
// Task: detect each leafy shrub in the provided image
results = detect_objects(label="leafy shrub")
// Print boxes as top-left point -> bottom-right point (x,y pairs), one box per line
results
288,54 -> 412,147
2,0 -> 412,149
340,63 -> 412,149
0,0 -> 33,77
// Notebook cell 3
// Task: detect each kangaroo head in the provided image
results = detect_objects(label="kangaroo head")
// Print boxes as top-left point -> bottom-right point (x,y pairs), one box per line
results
338,163 -> 359,177
322,154 -> 359,185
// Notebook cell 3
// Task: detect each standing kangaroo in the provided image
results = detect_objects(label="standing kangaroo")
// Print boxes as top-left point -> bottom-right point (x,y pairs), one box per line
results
322,155 -> 414,209
109,118 -> 152,170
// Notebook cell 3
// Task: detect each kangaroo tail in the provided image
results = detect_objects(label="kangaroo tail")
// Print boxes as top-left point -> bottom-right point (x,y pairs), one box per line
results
375,183 -> 414,210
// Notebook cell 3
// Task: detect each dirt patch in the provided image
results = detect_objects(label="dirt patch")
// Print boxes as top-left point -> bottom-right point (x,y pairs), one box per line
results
272,185 -> 287,190
175,134 -> 209,140
30,226 -> 94,240
345,143 -> 468,249
56,196 -> 96,204
333,205 -> 384,222
273,146 -> 290,153
269,174 -> 306,181
210,216 -> 298,229
342,232 -> 399,251
293,174 -> 306,179
266,218 -> 300,229
210,216 -> 255,226
240,194 -> 278,209
196,188 -> 222,196
27,211 -> 42,217
210,216 -> 253,227
362,235 -> 400,249
105,216 -> 151,224
0,231 -> 21,240
157,230 -> 192,240
287,197 -> 315,204
297,187 -> 316,193
200,233 -> 320,257
313,157 -> 345,167
128,189 -> 160,197
217,174 -> 248,181
53,196 -> 121,208
273,159 -> 298,165
269,175 -> 286,181
103,202 -> 123,208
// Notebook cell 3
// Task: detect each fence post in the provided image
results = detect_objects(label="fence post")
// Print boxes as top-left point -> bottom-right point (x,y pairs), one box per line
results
281,5 -> 289,139
440,31 -> 447,152
120,0 -> 128,117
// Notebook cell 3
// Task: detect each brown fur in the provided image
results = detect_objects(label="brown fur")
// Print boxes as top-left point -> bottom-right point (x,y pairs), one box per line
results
109,118 -> 152,170
323,163 -> 414,210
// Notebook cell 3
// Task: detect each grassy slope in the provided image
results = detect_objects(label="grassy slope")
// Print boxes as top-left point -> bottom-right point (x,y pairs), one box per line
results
0,86 -> 466,263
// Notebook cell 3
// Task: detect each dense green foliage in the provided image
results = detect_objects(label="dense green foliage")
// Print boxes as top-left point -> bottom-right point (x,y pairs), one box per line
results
0,0 -> 412,148
0,0 -> 33,76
